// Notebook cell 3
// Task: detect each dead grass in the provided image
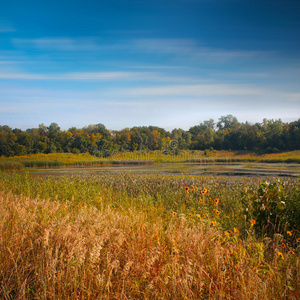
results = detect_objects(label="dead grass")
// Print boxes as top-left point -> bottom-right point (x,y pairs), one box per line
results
0,190 -> 299,299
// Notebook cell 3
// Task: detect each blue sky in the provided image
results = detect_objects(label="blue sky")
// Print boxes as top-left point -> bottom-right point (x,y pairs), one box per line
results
1,0 -> 300,130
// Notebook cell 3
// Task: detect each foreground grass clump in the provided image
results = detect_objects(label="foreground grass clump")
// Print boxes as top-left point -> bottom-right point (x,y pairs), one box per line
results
0,172 -> 299,299
1,191 -> 299,299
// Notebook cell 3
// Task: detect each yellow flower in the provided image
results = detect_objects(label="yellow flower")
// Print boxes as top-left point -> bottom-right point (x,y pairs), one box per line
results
191,186 -> 195,191
289,250 -> 295,255
197,215 -> 202,220
188,213 -> 193,217
210,221 -> 216,227
199,197 -> 204,203
286,230 -> 292,236
228,230 -> 233,235
201,188 -> 208,195
185,186 -> 189,192
195,187 -> 198,192
173,212 -> 177,216
234,227 -> 240,234
215,210 -> 221,216
250,219 -> 256,226
214,198 -> 219,206
297,238 -> 300,243
282,243 -> 287,249
278,251 -> 284,260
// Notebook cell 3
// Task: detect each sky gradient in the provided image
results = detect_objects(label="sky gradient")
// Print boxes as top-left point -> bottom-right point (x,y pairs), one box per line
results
1,0 -> 300,131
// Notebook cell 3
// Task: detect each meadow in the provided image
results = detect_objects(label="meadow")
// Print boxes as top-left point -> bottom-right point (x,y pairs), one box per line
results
0,168 -> 299,299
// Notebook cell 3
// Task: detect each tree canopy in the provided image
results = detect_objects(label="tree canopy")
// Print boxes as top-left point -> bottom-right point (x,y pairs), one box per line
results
0,116 -> 299,157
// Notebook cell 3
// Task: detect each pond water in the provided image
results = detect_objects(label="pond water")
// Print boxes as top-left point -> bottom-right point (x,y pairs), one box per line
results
28,162 -> 300,178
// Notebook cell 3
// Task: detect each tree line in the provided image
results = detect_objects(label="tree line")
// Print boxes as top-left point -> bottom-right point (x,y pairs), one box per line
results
0,115 -> 299,157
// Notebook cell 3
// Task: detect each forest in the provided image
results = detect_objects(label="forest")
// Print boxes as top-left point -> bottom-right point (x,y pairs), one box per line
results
0,115 -> 299,157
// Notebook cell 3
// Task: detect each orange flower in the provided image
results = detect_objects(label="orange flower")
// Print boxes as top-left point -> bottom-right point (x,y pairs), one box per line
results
173,212 -> 177,216
185,186 -> 189,192
282,243 -> 287,249
201,188 -> 208,195
189,213 -> 193,217
214,209 -> 221,216
250,219 -> 256,226
195,187 -> 198,192
289,250 -> 295,255
286,230 -> 292,237
210,221 -> 216,227
228,230 -> 233,235
297,238 -> 300,243
214,198 -> 219,206
197,215 -> 202,220
199,197 -> 204,203
191,186 -> 195,191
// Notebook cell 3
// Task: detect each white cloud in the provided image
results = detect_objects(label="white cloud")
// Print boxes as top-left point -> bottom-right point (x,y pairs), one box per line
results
110,84 -> 266,97
132,38 -> 269,62
12,38 -> 101,51
0,71 -> 147,80
0,70 -> 202,83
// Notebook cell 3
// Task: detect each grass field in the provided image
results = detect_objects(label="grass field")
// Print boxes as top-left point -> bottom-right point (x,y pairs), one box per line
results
0,170 -> 299,299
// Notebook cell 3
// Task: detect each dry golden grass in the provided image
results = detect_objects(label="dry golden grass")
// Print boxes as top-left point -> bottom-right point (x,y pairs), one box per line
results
1,190 -> 299,299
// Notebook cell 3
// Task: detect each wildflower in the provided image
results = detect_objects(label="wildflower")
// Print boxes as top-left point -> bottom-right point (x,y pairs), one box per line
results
188,213 -> 193,217
214,198 -> 219,206
195,187 -> 198,192
286,230 -> 292,237
201,188 -> 208,195
297,238 -> 300,243
234,227 -> 240,234
215,210 -> 221,216
202,214 -> 206,218
228,230 -> 233,235
213,208 -> 217,212
282,243 -> 287,249
210,221 -> 216,227
289,250 -> 295,255
250,219 -> 256,226
185,186 -> 189,192
278,251 -> 284,260
199,197 -> 204,203
197,215 -> 202,220
191,186 -> 195,191
173,212 -> 177,217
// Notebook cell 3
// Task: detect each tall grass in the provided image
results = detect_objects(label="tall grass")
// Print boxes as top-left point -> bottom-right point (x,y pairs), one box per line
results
0,161 -> 23,171
1,150 -> 300,168
0,172 -> 299,299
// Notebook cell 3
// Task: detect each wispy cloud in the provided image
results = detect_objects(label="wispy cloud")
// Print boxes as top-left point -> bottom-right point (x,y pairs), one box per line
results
0,70 -> 202,83
132,38 -> 269,62
110,83 -> 267,97
0,71 -> 144,80
12,38 -> 101,51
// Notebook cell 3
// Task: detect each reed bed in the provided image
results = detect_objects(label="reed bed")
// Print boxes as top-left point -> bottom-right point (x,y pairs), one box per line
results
0,150 -> 300,170
0,172 -> 299,299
